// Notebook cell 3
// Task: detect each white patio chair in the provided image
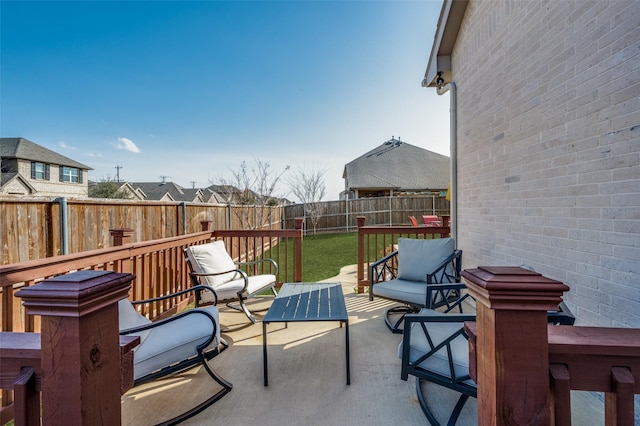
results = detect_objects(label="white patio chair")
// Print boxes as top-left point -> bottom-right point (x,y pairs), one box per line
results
184,240 -> 278,323
119,285 -> 231,424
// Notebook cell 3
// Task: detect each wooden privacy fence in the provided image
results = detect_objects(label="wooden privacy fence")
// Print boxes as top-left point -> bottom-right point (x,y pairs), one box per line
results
0,197 -> 284,265
283,195 -> 450,234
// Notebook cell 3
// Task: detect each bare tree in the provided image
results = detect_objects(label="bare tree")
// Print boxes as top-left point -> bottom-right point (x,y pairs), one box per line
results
213,158 -> 289,229
288,166 -> 327,236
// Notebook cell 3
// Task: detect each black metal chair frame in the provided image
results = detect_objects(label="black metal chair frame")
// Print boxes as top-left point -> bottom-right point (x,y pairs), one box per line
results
400,282 -> 576,426
184,247 -> 278,324
120,285 -> 232,425
369,247 -> 463,333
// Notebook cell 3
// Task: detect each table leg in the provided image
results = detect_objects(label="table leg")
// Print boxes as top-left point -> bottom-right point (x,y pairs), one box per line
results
345,320 -> 350,385
263,321 -> 268,386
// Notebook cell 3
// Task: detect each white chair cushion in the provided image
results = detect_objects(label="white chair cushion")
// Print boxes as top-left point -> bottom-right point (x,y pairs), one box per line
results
399,310 -> 475,387
132,305 -> 221,380
188,241 -> 240,286
199,274 -> 277,303
397,238 -> 455,282
118,299 -> 152,346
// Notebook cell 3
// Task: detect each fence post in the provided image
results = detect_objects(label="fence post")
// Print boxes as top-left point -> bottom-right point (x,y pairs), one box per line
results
462,266 -> 569,425
110,228 -> 134,246
15,270 -> 134,425
356,216 -> 366,293
294,218 -> 304,282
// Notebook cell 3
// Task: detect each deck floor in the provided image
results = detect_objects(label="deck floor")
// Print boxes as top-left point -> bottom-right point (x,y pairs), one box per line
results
121,266 -> 605,426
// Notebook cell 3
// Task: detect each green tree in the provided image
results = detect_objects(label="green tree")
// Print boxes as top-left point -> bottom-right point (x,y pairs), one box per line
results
89,179 -> 130,199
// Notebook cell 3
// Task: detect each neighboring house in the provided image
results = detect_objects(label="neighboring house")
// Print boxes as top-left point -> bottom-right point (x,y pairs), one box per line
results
424,0 -> 639,327
342,137 -> 449,199
0,137 -> 92,197
129,181 -> 206,202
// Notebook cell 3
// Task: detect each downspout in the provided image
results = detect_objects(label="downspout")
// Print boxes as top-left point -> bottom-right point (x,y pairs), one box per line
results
436,82 -> 457,244
56,197 -> 69,255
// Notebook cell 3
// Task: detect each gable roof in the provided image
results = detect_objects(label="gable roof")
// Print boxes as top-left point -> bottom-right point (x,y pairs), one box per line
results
130,181 -> 204,202
343,138 -> 449,191
0,137 -> 92,170
0,172 -> 37,194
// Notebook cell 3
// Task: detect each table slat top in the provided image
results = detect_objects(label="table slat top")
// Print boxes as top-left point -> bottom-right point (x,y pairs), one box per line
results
264,283 -> 347,323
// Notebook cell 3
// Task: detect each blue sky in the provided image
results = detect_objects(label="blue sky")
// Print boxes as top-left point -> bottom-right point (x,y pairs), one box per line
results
1,0 -> 450,201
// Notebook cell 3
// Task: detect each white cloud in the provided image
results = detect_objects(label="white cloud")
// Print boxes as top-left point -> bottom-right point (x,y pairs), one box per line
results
113,137 -> 141,153
58,141 -> 75,149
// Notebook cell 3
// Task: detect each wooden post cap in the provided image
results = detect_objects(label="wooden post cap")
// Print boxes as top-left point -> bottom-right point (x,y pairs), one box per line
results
16,270 -> 134,317
462,266 -> 569,311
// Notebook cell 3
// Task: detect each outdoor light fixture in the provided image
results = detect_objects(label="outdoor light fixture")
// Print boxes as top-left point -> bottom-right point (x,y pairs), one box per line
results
436,71 -> 445,88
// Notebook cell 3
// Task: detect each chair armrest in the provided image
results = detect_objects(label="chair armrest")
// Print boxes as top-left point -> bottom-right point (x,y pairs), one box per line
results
425,281 -> 473,312
547,301 -> 575,325
131,285 -> 219,306
369,250 -> 399,301
189,268 -> 250,295
426,249 -> 463,284
236,258 -> 279,276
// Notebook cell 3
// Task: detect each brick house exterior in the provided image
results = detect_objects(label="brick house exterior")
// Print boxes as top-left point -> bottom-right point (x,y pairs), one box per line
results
424,0 -> 639,327
1,138 -> 91,197
343,137 -> 450,199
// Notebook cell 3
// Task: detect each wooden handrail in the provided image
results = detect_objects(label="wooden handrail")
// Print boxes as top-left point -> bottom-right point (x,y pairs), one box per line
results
0,225 -> 303,423
462,266 -> 640,425
355,216 -> 451,293
1,227 -> 303,333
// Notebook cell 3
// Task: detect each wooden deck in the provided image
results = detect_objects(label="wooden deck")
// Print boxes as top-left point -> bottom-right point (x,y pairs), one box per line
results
121,267 -> 606,426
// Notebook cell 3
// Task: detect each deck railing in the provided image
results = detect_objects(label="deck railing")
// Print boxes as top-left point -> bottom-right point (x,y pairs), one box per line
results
0,220 -> 303,422
355,215 -> 451,293
2,221 -> 638,424
1,220 -> 303,334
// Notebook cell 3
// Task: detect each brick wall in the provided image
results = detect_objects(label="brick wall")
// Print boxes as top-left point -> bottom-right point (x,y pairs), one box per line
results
17,159 -> 89,197
451,0 -> 639,327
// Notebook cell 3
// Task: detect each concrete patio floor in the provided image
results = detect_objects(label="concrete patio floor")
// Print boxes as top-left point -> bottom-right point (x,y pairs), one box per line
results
121,265 -> 606,425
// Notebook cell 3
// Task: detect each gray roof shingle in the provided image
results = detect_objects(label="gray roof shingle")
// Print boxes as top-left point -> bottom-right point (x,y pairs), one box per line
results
0,137 -> 92,170
344,138 -> 449,191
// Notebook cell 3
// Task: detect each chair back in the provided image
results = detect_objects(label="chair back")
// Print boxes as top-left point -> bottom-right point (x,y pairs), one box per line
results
408,216 -> 419,227
184,241 -> 240,288
397,238 -> 456,282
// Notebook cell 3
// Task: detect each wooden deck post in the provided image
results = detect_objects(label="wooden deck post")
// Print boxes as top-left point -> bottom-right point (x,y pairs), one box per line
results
294,218 -> 304,282
461,266 -> 569,425
200,220 -> 213,231
110,228 -> 134,246
356,216 -> 366,293
16,270 -> 134,425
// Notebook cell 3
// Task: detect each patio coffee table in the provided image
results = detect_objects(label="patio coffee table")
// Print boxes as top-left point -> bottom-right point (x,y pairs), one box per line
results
262,282 -> 350,386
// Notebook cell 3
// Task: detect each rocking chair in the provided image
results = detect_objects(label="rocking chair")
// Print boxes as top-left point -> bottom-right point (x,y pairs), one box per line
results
119,285 -> 231,425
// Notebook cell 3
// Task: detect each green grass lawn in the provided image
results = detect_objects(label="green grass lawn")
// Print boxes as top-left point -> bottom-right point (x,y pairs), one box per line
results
267,232 -> 359,283
300,232 -> 359,282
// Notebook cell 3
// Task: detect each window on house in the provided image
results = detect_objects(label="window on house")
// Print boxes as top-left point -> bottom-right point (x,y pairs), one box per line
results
31,162 -> 50,180
60,166 -> 81,183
